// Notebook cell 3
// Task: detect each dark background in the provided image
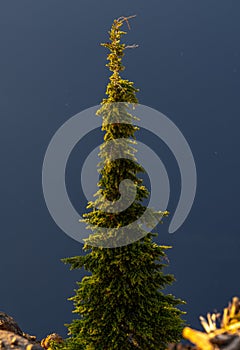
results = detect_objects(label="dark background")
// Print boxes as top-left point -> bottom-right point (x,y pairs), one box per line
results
0,0 -> 240,340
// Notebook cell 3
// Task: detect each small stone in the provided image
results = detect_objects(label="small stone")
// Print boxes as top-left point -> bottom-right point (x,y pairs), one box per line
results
41,334 -> 63,350
26,345 -> 33,350
10,337 -> 18,346
26,345 -> 42,350
0,313 -> 23,336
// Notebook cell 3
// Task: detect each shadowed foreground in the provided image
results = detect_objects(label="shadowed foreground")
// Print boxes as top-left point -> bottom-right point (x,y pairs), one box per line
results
1,297 -> 240,349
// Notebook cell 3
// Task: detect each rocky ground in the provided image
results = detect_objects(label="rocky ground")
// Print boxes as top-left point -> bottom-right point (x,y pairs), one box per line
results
0,313 -> 63,350
0,312 -> 41,350
0,330 -> 42,350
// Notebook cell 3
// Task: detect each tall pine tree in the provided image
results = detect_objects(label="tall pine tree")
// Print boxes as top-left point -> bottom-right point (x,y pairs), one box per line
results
61,16 -> 185,350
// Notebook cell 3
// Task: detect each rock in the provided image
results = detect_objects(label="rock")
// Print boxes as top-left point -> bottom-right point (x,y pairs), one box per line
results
0,313 -> 37,344
0,313 -> 23,336
0,330 -> 43,350
41,334 -> 63,350
0,312 -> 63,350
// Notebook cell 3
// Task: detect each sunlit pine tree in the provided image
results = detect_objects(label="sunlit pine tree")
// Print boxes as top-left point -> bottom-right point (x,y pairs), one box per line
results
62,16 -> 186,350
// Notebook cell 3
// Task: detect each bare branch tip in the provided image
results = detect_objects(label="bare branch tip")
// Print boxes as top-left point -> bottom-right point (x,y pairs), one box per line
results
117,14 -> 137,30
125,44 -> 139,49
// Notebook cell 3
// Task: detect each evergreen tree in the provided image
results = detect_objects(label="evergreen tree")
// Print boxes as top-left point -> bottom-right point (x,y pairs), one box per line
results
62,16 -> 185,350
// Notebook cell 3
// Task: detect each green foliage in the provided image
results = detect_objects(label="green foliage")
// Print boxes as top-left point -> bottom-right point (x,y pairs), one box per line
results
49,337 -> 85,350
62,16 -> 186,349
